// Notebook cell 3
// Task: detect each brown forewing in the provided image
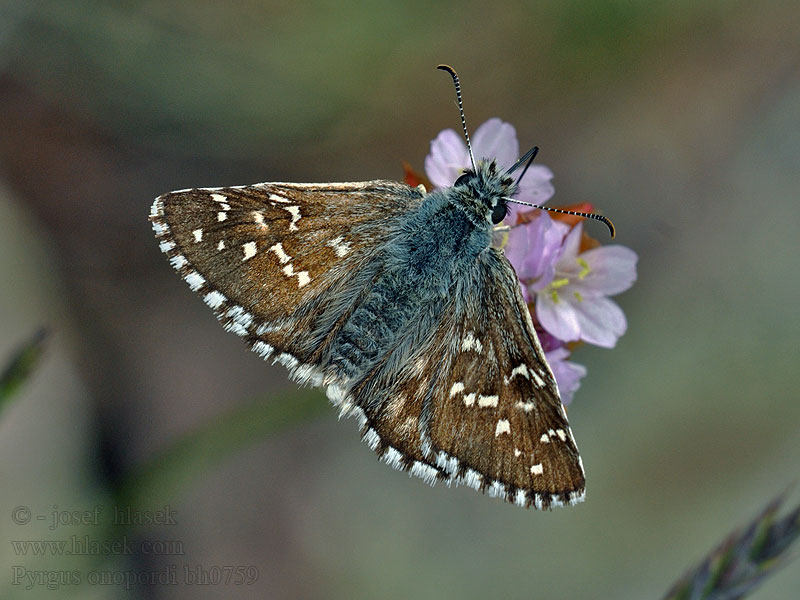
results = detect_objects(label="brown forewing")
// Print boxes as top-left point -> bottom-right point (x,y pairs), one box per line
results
152,181 -> 423,367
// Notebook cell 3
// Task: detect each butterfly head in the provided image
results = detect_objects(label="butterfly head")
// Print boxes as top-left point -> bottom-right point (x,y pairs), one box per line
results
452,159 -> 517,226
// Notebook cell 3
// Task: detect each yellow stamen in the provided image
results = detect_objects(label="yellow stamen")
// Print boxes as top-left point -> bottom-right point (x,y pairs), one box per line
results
577,257 -> 591,280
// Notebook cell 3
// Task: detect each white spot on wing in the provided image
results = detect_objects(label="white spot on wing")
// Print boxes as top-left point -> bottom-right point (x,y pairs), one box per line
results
185,271 -> 205,291
252,341 -> 273,359
282,264 -> 311,288
488,480 -> 506,498
461,331 -> 483,353
170,254 -> 187,270
495,419 -> 510,436
282,205 -> 301,230
269,243 -> 291,264
515,401 -> 535,413
150,198 -> 163,219
217,240 -> 225,251
449,382 -> 464,397
242,241 -> 257,261
326,236 -> 352,257
531,463 -> 544,475
531,370 -> 545,388
269,193 -> 291,203
510,364 -> 529,380
192,229 -> 203,242
211,193 -> 227,203
382,447 -> 404,470
556,429 -> 567,441
410,461 -> 439,485
477,394 -> 499,408
226,305 -> 253,330
217,211 -> 227,222
255,322 -> 283,336
203,290 -> 226,309
362,428 -> 380,450
540,433 -> 550,443
463,393 -> 476,407
296,270 -> 310,288
224,320 -> 248,337
462,468 -> 483,490
277,353 -> 299,369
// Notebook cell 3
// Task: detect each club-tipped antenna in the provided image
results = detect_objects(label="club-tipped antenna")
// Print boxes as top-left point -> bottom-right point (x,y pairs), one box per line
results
437,64 -> 476,171
503,197 -> 616,238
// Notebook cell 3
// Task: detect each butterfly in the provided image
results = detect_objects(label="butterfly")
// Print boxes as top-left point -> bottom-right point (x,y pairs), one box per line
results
149,66 -> 600,509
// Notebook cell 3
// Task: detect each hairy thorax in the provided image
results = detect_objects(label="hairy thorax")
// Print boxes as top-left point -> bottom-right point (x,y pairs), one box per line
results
331,189 -> 492,379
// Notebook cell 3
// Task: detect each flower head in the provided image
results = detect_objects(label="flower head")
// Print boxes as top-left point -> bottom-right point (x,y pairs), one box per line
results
535,222 -> 637,348
420,117 -> 637,402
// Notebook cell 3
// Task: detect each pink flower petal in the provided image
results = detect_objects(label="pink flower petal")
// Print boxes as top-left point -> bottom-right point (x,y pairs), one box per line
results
546,347 -> 587,406
570,245 -> 638,297
570,295 -> 627,348
471,118 -> 519,168
515,164 -> 555,205
424,128 -> 469,188
536,293 -> 581,343
554,222 -> 583,270
504,222 -> 532,274
506,213 -> 569,290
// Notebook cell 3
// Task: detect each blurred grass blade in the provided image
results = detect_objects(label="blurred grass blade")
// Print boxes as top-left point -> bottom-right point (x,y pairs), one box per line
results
0,328 -> 48,411
115,388 -> 326,508
662,489 -> 800,600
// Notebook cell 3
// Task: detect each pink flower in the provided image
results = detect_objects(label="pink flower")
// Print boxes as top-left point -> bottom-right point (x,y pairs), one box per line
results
535,223 -> 638,348
421,116 -> 638,402
536,328 -> 587,406
504,212 -> 570,302
546,347 -> 587,406
424,118 -> 555,217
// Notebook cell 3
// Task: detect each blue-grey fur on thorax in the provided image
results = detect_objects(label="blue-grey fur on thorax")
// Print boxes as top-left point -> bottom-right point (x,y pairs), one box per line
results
329,160 -> 517,381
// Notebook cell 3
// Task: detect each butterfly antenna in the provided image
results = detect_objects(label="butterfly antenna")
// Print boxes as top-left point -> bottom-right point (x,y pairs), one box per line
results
437,64 -> 476,171
506,145 -> 539,186
504,198 -> 616,238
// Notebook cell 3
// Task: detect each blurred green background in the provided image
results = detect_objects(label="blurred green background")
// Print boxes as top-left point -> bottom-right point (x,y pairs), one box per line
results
1,1 -> 798,598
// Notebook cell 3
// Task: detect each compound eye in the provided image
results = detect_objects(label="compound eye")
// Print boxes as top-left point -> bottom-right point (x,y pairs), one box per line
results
491,201 -> 508,224
454,173 -> 471,186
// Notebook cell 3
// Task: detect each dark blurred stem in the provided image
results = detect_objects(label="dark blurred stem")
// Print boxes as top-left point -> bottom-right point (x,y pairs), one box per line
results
113,388 -> 327,508
0,327 -> 48,411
